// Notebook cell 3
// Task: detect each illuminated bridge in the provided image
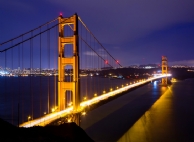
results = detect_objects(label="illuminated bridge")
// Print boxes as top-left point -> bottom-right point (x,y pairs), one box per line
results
0,14 -> 171,127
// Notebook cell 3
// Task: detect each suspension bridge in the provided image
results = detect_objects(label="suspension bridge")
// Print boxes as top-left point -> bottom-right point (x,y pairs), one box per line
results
0,13 -> 171,128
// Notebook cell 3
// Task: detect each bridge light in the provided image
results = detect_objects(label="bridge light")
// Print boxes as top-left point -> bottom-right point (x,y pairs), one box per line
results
60,12 -> 62,16
116,60 -> 119,63
44,112 -> 46,115
105,60 -> 108,64
83,97 -> 87,100
82,111 -> 86,116
117,86 -> 119,89
110,88 -> 113,91
94,94 -> 97,97
68,102 -> 72,106
103,90 -> 106,93
28,116 -> 31,121
87,102 -> 91,106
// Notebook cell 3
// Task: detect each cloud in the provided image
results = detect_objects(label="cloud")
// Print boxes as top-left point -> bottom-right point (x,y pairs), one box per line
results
48,0 -> 194,44
1,0 -> 194,67
83,49 -> 108,57
168,60 -> 194,66
83,51 -> 98,56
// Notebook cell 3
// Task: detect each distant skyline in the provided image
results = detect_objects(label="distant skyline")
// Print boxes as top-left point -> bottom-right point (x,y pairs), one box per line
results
0,0 -> 194,66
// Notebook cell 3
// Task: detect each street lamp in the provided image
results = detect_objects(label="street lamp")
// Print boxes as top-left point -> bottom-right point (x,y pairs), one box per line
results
83,97 -> 87,101
28,116 -> 32,127
82,111 -> 86,116
43,112 -> 47,125
28,116 -> 31,121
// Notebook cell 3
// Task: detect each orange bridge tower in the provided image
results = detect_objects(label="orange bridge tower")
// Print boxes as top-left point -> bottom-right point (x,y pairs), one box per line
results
162,56 -> 168,85
58,14 -> 80,125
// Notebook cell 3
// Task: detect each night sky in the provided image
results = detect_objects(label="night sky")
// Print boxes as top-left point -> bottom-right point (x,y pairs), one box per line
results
0,0 -> 194,66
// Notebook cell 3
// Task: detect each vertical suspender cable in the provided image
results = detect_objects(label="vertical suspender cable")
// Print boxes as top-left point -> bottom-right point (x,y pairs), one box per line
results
11,41 -> 14,124
80,22 -> 82,99
39,27 -> 42,117
110,53 -> 112,90
30,31 -> 33,120
21,36 -> 24,123
90,29 -> 91,98
99,44 -> 100,95
103,49 -> 105,93
4,51 -> 6,121
18,43 -> 21,126
94,35 -> 96,96
47,25 -> 50,113
97,43 -> 99,96
31,31 -> 34,119
0,18 -> 59,124
54,26 -> 57,108
86,26 -> 87,99
49,26 -> 51,111
53,26 -> 57,106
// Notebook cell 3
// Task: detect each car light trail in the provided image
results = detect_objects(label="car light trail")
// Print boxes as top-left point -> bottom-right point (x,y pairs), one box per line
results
20,74 -> 171,128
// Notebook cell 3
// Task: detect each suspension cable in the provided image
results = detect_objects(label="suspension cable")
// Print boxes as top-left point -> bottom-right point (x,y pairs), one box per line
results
78,16 -> 122,67
0,18 -> 58,46
78,35 -> 114,68
21,35 -> 24,123
47,24 -> 50,114
39,27 -> 42,118
11,41 -> 14,124
0,17 -> 68,53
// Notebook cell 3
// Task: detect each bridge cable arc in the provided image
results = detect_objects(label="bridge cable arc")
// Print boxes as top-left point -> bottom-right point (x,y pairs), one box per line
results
78,16 -> 122,67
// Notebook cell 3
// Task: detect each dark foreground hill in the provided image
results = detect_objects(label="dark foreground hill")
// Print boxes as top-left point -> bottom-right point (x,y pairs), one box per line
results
0,118 -> 94,142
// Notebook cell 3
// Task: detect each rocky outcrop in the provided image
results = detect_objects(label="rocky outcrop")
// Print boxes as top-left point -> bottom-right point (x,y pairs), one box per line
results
0,118 -> 94,142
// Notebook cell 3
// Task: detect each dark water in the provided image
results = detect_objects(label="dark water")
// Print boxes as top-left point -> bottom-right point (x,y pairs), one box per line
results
117,78 -> 194,142
0,76 -> 130,125
81,78 -> 194,142
0,76 -> 57,125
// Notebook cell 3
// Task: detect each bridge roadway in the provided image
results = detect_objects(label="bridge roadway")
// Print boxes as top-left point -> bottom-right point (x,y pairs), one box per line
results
19,74 -> 171,128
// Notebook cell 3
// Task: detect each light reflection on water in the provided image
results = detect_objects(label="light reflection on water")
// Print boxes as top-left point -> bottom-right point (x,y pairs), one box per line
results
82,80 -> 167,141
118,78 -> 194,142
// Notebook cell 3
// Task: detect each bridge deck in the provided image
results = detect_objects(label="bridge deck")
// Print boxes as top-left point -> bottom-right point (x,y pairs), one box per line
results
19,74 -> 171,128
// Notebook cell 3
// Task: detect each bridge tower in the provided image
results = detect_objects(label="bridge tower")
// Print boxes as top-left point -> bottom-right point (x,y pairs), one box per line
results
162,56 -> 168,85
58,14 -> 80,125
